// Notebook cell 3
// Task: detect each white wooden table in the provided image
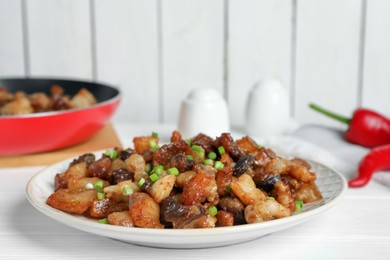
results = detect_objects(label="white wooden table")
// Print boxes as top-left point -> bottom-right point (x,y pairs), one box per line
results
1,123 -> 389,259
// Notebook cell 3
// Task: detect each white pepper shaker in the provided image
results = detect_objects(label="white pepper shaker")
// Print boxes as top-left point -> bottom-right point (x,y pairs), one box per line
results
178,88 -> 230,138
245,79 -> 290,138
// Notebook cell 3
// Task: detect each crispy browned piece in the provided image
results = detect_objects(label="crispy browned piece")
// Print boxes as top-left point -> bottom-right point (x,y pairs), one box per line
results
236,136 -> 258,154
215,210 -> 234,227
128,193 -> 164,228
214,133 -> 243,160
89,198 -> 128,218
153,141 -> 189,166
107,211 -> 134,227
133,136 -> 159,154
295,183 -> 323,203
0,96 -> 33,115
29,92 -> 52,111
55,162 -> 88,190
160,195 -> 215,228
170,130 -> 182,143
215,165 -> 234,197
230,174 -> 266,206
46,189 -> 97,214
191,133 -> 214,153
180,168 -> 218,206
70,88 -> 97,109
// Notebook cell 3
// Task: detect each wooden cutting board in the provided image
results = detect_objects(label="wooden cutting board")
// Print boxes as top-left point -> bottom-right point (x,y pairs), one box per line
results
0,124 -> 122,168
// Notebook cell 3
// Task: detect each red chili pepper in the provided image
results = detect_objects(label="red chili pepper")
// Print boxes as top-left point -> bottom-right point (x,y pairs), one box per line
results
309,103 -> 390,148
349,144 -> 390,187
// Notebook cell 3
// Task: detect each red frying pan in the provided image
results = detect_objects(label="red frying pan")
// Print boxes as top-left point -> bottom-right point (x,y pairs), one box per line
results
0,78 -> 121,155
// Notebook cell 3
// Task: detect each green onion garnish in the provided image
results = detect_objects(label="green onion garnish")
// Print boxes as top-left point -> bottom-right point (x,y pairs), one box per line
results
191,145 -> 202,152
203,159 -> 213,165
150,173 -> 159,183
151,165 -> 164,175
149,140 -> 159,152
226,183 -> 232,193
97,192 -> 105,200
208,152 -> 217,160
185,139 -> 192,146
137,178 -> 146,187
122,186 -> 134,195
152,131 -> 158,138
191,145 -> 205,158
257,145 -> 263,150
214,161 -> 224,170
94,180 -> 104,192
294,200 -> 304,212
145,163 -> 152,173
105,149 -> 118,160
208,206 -> 218,217
267,196 -> 275,200
218,146 -> 225,155
167,167 -> 179,176
186,155 -> 194,161
98,218 -> 108,224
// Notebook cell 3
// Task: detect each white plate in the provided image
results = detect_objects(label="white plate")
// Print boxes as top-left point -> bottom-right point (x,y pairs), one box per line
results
26,152 -> 347,249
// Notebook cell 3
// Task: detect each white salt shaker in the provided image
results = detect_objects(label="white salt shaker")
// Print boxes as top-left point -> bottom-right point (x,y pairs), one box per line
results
178,88 -> 230,138
245,79 -> 290,138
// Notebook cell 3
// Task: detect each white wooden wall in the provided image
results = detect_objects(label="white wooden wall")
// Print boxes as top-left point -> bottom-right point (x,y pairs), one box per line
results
0,0 -> 389,128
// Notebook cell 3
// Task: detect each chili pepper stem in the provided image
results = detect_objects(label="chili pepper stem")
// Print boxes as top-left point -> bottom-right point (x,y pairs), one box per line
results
309,103 -> 351,125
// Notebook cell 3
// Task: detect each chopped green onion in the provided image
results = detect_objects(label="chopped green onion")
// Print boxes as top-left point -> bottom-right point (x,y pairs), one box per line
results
218,146 -> 225,155
208,152 -> 217,160
185,139 -> 192,146
203,159 -> 213,165
151,165 -> 164,175
149,139 -> 157,147
122,186 -> 134,195
105,149 -> 118,160
294,200 -> 304,212
192,145 -> 205,158
198,150 -> 205,159
214,161 -> 224,170
94,180 -> 104,192
149,140 -> 159,152
257,145 -> 263,150
267,196 -> 275,200
208,206 -> 218,217
97,192 -> 105,200
191,145 -> 203,152
186,155 -> 194,161
152,131 -> 158,138
226,183 -> 232,193
145,163 -> 152,173
149,173 -> 159,183
137,178 -> 146,187
98,218 -> 108,224
167,167 -> 179,176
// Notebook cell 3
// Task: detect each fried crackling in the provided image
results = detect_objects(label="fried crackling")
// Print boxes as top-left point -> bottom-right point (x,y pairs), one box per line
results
128,192 -> 164,228
46,189 -> 97,215
149,174 -> 176,203
69,88 -> 97,109
230,173 -> 266,206
245,199 -> 291,223
107,211 -> 134,227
